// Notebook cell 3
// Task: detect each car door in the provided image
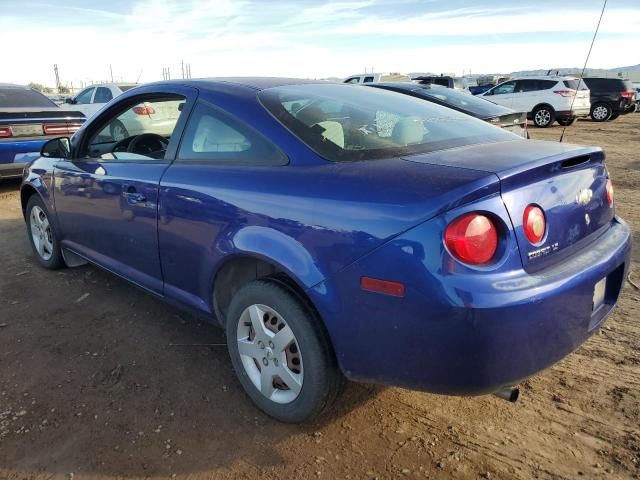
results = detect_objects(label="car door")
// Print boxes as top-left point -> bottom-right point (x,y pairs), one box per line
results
157,100 -> 287,314
483,81 -> 517,108
52,85 -> 197,293
66,87 -> 95,117
512,79 -> 540,113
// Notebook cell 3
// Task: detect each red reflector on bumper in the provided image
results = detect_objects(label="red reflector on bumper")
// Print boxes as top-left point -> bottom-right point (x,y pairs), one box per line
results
360,277 -> 405,297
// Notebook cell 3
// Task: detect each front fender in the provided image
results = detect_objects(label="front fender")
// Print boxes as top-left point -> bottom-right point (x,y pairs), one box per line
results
20,156 -> 58,220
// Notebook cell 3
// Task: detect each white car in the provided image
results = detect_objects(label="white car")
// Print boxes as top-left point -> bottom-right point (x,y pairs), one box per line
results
61,83 -> 181,141
481,76 -> 591,128
60,83 -> 138,118
343,73 -> 411,84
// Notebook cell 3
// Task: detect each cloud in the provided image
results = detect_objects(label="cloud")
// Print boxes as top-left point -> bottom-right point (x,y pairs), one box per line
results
0,0 -> 638,86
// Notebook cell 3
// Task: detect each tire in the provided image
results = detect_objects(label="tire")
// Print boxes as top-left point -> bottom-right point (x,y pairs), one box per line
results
557,117 -> 576,126
225,279 -> 342,423
591,103 -> 612,122
26,195 -> 65,269
532,105 -> 555,128
609,113 -> 620,121
110,120 -> 129,141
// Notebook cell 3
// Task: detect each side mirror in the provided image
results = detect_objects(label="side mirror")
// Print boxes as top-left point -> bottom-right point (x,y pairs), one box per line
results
41,137 -> 71,159
64,98 -> 75,104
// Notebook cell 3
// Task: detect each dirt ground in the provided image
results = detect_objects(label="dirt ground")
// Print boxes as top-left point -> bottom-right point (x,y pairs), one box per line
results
0,114 -> 639,480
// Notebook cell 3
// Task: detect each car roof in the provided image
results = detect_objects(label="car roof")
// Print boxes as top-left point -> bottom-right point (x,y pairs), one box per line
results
146,77 -> 331,92
0,83 -> 30,89
509,76 -> 571,81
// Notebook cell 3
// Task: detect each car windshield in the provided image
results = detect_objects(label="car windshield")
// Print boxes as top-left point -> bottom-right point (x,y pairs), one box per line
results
0,88 -> 57,108
258,84 -> 517,162
409,86 -> 513,118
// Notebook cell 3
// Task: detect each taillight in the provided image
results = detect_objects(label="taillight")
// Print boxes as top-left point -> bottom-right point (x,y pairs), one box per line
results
523,205 -> 546,244
621,90 -> 635,99
43,123 -> 83,135
444,213 -> 498,265
553,89 -> 577,97
132,105 -> 155,115
0,126 -> 12,138
606,178 -> 614,207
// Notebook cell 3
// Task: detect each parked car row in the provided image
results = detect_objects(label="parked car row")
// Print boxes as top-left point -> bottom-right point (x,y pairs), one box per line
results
344,72 -> 638,128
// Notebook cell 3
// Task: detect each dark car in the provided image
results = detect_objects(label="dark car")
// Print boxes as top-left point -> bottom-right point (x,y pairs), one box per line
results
21,78 -> 630,422
582,77 -> 637,122
0,84 -> 84,179
412,75 -> 468,91
368,82 -> 528,137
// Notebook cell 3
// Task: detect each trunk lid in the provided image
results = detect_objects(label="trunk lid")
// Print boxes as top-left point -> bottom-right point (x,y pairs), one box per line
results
403,140 -> 614,271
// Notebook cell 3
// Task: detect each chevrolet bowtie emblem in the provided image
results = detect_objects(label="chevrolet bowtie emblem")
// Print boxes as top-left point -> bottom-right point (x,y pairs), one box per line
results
576,188 -> 593,206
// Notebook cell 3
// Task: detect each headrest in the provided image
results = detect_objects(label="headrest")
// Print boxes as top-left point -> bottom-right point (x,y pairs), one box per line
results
392,117 -> 424,146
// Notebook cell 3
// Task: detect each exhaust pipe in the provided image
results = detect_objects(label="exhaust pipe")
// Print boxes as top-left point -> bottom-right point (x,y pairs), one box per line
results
493,386 -> 519,403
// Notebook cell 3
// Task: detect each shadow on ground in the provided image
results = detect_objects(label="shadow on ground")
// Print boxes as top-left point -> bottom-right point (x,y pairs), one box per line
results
0,215 -> 380,477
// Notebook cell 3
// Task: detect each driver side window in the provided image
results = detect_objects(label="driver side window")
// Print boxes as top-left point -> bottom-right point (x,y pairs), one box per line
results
86,96 -> 185,162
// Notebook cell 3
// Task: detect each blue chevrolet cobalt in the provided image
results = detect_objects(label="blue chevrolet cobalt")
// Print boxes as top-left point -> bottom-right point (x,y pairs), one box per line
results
21,78 -> 631,422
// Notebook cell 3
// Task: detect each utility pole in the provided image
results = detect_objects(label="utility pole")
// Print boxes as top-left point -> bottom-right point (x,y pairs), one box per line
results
53,64 -> 61,93
109,64 -> 114,82
181,60 -> 185,79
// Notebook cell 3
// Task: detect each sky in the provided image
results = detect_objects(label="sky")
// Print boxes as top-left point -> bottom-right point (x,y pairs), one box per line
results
1,0 -> 638,88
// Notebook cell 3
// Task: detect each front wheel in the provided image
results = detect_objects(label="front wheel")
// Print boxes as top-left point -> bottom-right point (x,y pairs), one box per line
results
532,106 -> 555,128
26,195 -> 65,269
591,103 -> 612,122
225,279 -> 342,423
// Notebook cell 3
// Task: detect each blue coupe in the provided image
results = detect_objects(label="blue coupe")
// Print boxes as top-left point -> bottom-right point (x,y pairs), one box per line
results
21,78 -> 631,422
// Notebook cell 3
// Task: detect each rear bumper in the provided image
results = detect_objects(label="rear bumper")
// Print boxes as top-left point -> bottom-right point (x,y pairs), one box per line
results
0,138 -> 46,177
557,107 -> 591,119
312,217 -> 631,395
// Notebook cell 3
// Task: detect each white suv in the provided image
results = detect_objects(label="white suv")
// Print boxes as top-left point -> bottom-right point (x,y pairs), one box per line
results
481,76 -> 590,128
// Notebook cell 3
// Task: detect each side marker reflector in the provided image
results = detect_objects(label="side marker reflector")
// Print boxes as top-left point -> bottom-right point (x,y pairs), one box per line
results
360,277 -> 405,297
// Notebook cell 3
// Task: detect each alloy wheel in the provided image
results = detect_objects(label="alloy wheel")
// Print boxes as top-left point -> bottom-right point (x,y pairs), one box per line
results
534,109 -> 551,127
236,304 -> 303,404
30,205 -> 54,261
592,105 -> 610,121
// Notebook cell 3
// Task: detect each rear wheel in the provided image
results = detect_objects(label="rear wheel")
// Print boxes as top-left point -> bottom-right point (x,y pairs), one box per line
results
557,117 -> 576,126
532,105 -> 555,128
26,195 -> 65,269
609,113 -> 620,121
225,279 -> 342,423
591,103 -> 612,122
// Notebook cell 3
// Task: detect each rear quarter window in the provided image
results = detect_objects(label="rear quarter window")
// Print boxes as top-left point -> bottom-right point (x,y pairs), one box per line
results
177,102 -> 287,165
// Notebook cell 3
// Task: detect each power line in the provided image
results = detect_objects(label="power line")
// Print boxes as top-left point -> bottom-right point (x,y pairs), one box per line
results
560,0 -> 607,143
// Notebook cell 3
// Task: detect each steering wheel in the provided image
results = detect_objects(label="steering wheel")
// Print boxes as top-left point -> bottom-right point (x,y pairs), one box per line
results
127,133 -> 169,156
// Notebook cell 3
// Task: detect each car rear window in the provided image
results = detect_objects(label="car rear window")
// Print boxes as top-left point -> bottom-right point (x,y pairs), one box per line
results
563,79 -> 589,90
118,85 -> 138,92
0,88 -> 57,108
584,78 -> 632,91
410,86 -> 513,118
259,84 -> 518,162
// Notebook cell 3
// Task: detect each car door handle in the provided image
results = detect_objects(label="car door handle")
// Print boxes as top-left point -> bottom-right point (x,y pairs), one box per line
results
122,185 -> 146,204
122,192 -> 146,203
